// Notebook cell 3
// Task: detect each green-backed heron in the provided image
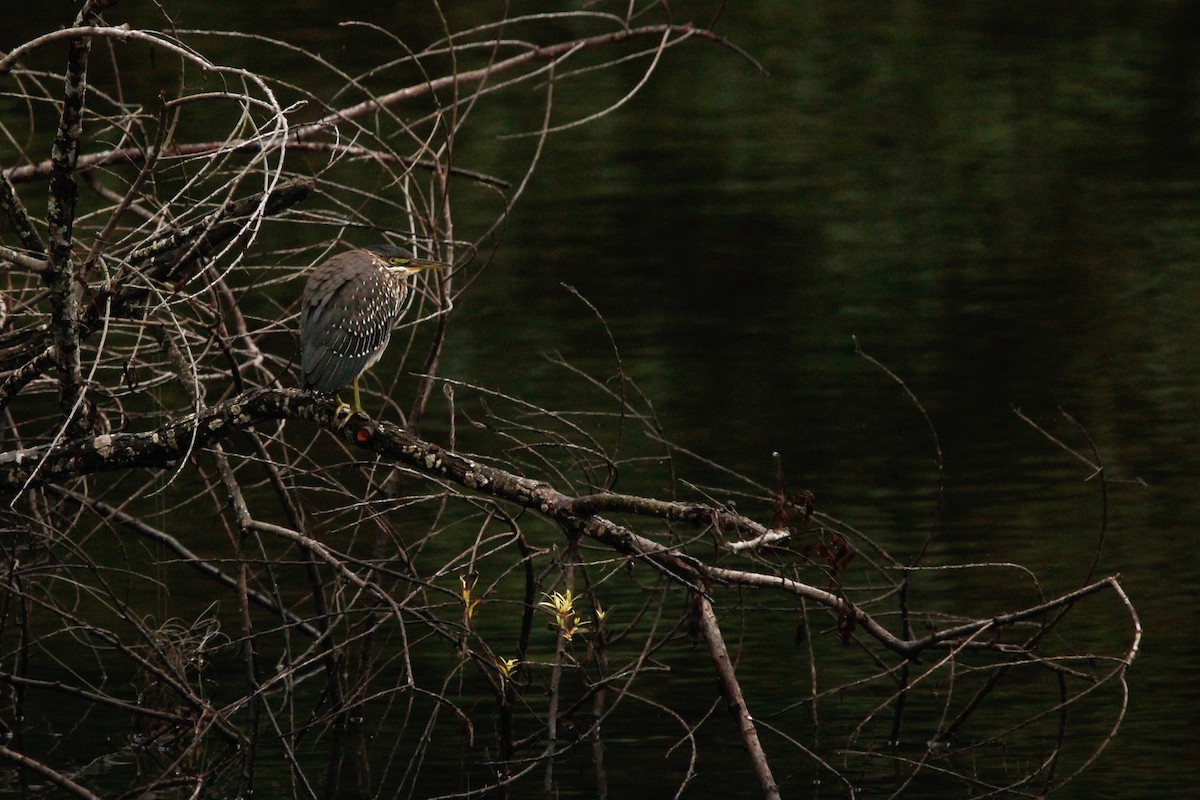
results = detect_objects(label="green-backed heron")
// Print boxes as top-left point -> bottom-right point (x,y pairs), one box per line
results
299,244 -> 446,416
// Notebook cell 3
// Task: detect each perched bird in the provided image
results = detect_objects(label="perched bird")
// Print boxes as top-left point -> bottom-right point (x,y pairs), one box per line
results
299,244 -> 446,417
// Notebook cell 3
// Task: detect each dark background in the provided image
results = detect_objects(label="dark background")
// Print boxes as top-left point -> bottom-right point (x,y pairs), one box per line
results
3,1 -> 1197,796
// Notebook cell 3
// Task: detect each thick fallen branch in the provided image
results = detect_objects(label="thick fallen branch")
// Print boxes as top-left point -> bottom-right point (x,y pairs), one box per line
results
0,387 -> 1134,666
572,491 -> 803,550
0,388 -> 711,593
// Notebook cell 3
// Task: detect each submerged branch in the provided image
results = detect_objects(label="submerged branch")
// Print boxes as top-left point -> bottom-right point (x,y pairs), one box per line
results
696,596 -> 781,800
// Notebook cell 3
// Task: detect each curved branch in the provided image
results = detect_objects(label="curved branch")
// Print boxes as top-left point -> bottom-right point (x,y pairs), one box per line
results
2,24 -> 750,186
0,388 -> 710,592
0,178 -> 313,394
0,388 -> 1135,667
0,173 -> 45,254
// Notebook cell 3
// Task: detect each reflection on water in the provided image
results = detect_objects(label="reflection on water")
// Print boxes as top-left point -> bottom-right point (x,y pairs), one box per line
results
469,4 -> 1199,797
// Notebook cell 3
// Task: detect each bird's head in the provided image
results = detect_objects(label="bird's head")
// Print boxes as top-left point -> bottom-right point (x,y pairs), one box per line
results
364,243 -> 448,276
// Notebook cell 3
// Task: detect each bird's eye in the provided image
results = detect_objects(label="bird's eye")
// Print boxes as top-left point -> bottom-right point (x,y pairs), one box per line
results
389,257 -> 409,266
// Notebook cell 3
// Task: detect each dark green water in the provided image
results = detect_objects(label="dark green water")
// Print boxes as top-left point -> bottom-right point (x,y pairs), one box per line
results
462,7 -> 1200,791
2,1 -> 1197,797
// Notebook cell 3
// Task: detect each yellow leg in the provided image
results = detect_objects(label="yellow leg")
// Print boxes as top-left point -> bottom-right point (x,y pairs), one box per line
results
332,378 -> 365,429
331,381 -> 356,430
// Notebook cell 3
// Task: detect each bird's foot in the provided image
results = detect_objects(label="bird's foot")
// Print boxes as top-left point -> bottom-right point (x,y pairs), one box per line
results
334,401 -> 357,430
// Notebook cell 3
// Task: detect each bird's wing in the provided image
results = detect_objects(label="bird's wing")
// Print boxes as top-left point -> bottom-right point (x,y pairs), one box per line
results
300,255 -> 402,394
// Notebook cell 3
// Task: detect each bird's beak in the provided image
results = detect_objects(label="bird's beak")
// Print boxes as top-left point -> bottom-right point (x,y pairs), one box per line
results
404,258 -> 449,274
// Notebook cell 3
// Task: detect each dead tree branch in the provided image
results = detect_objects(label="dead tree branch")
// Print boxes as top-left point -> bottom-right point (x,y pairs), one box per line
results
0,6 -> 1140,798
